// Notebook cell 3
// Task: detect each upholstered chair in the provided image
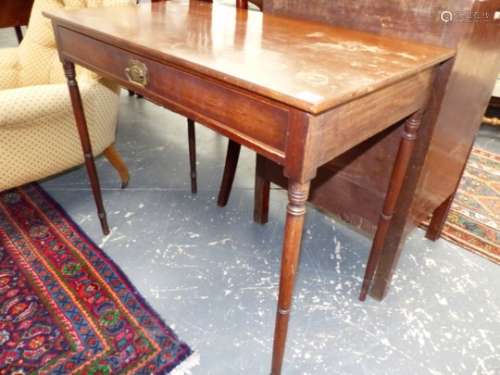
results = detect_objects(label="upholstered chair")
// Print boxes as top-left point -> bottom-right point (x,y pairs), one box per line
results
0,0 -> 133,192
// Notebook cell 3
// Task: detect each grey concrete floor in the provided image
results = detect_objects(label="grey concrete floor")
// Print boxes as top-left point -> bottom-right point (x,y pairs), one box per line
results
2,27 -> 500,374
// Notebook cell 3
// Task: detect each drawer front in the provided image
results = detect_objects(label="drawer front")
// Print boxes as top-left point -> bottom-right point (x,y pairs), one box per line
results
57,27 -> 289,161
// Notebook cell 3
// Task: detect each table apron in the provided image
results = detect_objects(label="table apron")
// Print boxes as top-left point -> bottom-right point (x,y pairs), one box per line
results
55,25 -> 290,164
54,25 -> 437,177
310,69 -> 435,168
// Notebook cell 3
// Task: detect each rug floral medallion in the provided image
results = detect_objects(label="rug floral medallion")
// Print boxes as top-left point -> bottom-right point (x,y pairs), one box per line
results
431,148 -> 499,264
0,184 -> 196,374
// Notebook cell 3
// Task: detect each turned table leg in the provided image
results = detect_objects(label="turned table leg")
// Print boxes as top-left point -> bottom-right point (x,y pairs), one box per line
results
63,61 -> 110,235
359,111 -> 423,301
271,181 -> 310,375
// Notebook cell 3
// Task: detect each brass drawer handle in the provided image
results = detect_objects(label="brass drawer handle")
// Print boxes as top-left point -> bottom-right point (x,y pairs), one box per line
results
125,59 -> 149,87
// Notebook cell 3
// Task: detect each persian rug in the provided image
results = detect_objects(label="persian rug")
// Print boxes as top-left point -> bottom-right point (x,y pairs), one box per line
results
425,148 -> 499,264
0,184 -> 198,374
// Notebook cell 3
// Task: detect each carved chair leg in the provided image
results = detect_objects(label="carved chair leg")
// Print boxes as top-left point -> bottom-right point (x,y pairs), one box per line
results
15,26 -> 23,44
254,154 -> 270,224
483,116 -> 500,126
217,140 -> 241,207
271,181 -> 310,375
187,119 -> 198,194
359,111 -> 424,301
64,61 -> 110,235
103,144 -> 130,189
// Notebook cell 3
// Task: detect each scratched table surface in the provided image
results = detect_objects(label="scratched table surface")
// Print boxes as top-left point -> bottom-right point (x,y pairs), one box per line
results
45,0 -> 454,113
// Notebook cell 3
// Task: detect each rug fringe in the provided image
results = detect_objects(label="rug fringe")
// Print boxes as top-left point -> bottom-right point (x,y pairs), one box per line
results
171,352 -> 200,375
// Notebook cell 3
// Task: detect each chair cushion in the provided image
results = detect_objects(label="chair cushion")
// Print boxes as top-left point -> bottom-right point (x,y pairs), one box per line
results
0,0 -> 133,191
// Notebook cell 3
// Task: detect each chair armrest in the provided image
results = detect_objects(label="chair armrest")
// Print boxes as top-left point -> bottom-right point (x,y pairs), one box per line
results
0,48 -> 19,68
0,48 -> 20,90
0,80 -> 93,128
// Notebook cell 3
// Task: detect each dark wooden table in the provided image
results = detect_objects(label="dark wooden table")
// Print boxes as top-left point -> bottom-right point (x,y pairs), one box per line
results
0,0 -> 34,43
44,1 -> 453,373
261,0 -> 500,301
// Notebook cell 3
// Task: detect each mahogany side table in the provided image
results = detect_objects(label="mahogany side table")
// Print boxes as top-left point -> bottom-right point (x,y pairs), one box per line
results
45,1 -> 454,373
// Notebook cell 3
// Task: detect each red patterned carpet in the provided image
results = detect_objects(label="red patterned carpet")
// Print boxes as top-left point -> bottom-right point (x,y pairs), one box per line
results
0,184 -> 197,374
431,148 -> 500,264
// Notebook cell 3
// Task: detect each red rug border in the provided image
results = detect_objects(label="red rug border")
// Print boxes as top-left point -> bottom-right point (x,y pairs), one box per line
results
30,183 -> 193,374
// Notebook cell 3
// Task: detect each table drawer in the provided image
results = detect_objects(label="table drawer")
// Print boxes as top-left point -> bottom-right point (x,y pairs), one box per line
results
56,26 -> 289,161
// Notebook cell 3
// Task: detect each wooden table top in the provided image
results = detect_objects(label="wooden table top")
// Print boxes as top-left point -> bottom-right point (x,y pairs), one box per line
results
45,0 -> 454,114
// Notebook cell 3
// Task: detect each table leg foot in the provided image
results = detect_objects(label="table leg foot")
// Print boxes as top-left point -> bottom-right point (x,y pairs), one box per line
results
271,181 -> 310,375
98,212 -> 110,236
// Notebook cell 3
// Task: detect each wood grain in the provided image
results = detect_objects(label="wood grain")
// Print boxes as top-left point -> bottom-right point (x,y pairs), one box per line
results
310,70 -> 433,167
44,0 -> 453,113
261,0 -> 500,300
264,0 -> 474,47
56,26 -> 290,163
46,2 -> 453,371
